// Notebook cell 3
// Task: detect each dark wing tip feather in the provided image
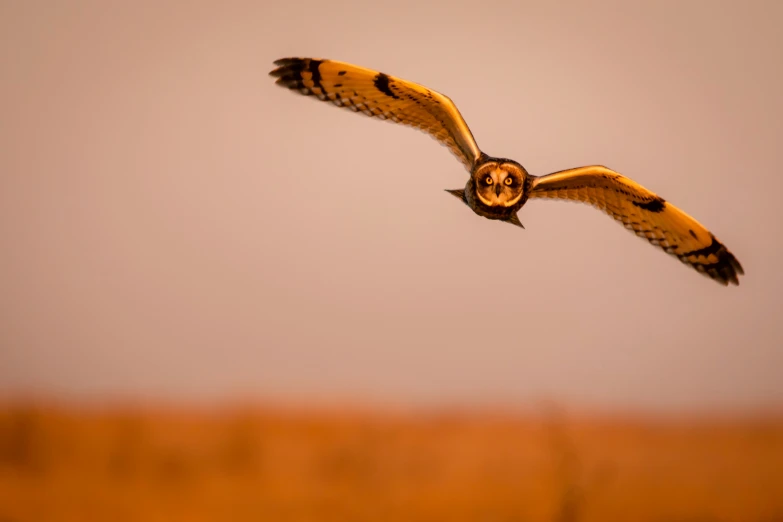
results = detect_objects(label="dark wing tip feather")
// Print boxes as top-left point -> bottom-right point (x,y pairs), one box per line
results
734,258 -> 745,276
696,243 -> 743,286
274,75 -> 306,90
273,57 -> 296,66
271,57 -> 306,70
269,58 -> 307,80
724,252 -> 744,286
269,58 -> 310,92
714,242 -> 743,287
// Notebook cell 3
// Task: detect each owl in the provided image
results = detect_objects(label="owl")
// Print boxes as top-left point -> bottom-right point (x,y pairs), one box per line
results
270,57 -> 744,286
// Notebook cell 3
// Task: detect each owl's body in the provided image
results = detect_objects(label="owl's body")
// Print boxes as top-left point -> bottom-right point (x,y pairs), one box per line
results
270,57 -> 744,286
448,157 -> 531,227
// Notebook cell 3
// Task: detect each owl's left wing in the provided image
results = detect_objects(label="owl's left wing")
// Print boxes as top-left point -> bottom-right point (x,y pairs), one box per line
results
270,58 -> 482,170
528,165 -> 743,286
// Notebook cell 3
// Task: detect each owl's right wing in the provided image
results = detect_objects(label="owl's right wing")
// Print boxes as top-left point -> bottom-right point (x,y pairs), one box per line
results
528,165 -> 743,286
270,58 -> 483,171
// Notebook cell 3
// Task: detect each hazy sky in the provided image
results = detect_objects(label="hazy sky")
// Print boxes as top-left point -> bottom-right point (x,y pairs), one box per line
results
1,0 -> 782,412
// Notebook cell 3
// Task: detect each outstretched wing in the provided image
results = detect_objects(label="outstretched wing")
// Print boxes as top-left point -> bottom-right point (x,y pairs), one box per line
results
528,166 -> 743,286
269,57 -> 482,170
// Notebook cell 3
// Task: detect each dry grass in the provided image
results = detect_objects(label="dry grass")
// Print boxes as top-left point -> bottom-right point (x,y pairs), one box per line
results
1,404 -> 782,522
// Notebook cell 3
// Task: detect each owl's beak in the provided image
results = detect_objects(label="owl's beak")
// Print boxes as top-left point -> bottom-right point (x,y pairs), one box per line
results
495,184 -> 502,196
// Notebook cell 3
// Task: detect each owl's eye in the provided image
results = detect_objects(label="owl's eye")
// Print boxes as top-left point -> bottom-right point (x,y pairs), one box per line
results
504,177 -> 513,186
485,176 -> 493,185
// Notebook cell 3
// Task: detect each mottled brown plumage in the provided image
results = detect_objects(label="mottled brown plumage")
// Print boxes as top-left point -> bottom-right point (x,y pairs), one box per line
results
270,57 -> 744,286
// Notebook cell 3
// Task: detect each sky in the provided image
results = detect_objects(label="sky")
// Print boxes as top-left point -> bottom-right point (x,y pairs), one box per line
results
1,0 -> 782,413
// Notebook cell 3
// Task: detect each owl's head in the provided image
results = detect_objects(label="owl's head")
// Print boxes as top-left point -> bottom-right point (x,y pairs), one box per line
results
472,160 -> 528,208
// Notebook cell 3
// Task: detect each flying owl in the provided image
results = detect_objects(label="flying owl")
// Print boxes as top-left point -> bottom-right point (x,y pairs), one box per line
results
269,57 -> 744,286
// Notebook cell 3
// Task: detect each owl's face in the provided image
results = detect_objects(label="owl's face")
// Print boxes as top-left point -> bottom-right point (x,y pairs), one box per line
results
473,161 -> 527,208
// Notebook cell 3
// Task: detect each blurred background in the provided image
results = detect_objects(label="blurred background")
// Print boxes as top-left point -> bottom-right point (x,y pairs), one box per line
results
1,1 -> 782,521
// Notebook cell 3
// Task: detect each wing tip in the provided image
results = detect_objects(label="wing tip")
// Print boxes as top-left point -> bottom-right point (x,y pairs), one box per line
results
719,242 -> 744,286
269,57 -> 309,80
269,58 -> 310,91
271,57 -> 307,69
273,57 -> 300,66
703,248 -> 744,287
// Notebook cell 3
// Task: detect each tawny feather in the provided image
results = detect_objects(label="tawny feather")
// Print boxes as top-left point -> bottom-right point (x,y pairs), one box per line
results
529,166 -> 743,285
270,58 -> 482,170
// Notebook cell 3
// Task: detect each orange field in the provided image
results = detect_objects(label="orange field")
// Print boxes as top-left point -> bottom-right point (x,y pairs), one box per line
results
1,404 -> 782,522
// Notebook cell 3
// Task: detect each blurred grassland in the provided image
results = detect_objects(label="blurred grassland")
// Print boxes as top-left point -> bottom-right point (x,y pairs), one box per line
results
0,404 -> 782,522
